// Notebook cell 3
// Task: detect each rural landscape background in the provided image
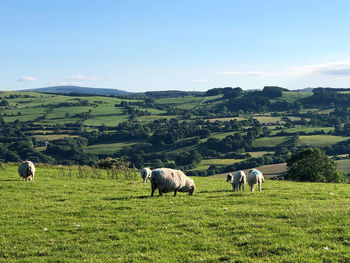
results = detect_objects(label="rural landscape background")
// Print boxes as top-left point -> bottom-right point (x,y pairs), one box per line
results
1,86 -> 350,262
2,0 -> 350,262
2,86 -> 350,177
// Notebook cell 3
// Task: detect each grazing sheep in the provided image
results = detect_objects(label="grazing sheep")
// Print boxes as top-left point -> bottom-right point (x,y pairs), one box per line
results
18,161 -> 36,181
247,169 -> 264,192
226,171 -> 246,191
150,168 -> 196,197
140,167 -> 152,183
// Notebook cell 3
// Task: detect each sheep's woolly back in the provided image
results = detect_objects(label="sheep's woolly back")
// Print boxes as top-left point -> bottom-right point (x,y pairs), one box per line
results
247,169 -> 264,188
18,161 -> 36,180
151,168 -> 195,195
140,167 -> 152,182
233,170 -> 246,185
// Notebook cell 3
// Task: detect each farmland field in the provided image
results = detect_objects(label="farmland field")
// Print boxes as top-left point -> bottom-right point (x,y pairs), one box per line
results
194,158 -> 242,170
298,135 -> 350,147
254,136 -> 289,147
85,141 -> 139,155
1,163 -> 350,262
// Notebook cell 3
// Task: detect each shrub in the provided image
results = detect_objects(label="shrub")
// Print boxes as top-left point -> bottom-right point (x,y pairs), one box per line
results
285,148 -> 347,183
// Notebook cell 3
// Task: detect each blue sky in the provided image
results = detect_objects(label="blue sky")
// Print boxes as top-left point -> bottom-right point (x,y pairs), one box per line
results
1,0 -> 350,92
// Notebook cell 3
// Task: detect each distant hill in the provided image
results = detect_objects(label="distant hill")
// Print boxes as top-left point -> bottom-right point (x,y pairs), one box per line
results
295,88 -> 314,92
145,90 -> 205,98
23,86 -> 132,96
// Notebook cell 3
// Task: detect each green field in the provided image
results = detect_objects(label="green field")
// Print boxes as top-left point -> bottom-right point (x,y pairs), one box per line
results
271,91 -> 312,103
298,135 -> 350,147
85,141 -> 139,155
247,151 -> 275,158
195,158 -> 242,170
270,126 -> 334,135
1,164 -> 350,262
254,136 -> 289,147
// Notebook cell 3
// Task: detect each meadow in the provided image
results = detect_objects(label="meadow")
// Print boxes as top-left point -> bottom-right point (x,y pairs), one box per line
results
1,164 -> 350,262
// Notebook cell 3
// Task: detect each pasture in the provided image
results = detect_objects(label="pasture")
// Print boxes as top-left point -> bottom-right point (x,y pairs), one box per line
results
1,164 -> 350,262
298,135 -> 350,147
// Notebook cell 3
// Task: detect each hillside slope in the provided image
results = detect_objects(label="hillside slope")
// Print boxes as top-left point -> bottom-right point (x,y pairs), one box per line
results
23,85 -> 132,96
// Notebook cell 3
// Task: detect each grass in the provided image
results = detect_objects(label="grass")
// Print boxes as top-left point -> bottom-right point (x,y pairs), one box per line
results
1,163 -> 350,262
253,116 -> 283,124
298,135 -> 350,147
32,134 -> 78,142
335,159 -> 350,174
85,141 -> 139,154
207,117 -> 246,122
195,158 -> 242,170
254,136 -> 289,147
271,91 -> 313,103
83,115 -> 129,127
270,126 -> 334,135
247,151 -> 275,158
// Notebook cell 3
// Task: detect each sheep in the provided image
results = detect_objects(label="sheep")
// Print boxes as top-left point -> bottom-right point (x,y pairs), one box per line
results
247,169 -> 264,192
226,171 -> 246,191
150,168 -> 196,197
18,161 -> 36,181
140,167 -> 152,183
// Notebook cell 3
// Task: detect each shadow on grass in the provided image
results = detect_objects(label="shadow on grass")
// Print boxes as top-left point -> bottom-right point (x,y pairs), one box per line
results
0,179 -> 21,182
199,189 -> 232,194
103,195 -> 152,201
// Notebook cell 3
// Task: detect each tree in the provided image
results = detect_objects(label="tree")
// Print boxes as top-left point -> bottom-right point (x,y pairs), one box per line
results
285,148 -> 347,183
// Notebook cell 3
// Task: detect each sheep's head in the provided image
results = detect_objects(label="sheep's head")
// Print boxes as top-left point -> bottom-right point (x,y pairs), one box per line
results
188,184 -> 196,196
226,173 -> 233,183
141,168 -> 151,183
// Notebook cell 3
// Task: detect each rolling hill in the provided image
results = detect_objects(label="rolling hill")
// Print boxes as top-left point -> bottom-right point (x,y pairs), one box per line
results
22,85 -> 132,96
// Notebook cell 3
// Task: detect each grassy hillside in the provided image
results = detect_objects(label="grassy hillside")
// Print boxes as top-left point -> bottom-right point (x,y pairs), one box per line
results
1,164 -> 350,262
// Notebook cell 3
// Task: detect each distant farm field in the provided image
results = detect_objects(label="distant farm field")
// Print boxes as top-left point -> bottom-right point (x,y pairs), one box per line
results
1,164 -> 350,262
254,136 -> 289,147
85,141 -> 139,155
195,158 -> 242,170
298,135 -> 350,147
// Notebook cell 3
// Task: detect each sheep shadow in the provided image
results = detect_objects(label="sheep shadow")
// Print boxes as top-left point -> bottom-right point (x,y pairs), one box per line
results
199,189 -> 233,194
103,195 -> 151,201
0,179 -> 20,182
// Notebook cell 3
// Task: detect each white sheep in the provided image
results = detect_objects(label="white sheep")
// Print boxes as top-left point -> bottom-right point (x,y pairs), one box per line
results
247,169 -> 264,192
140,167 -> 152,183
226,171 -> 246,191
18,161 -> 36,181
150,168 -> 196,197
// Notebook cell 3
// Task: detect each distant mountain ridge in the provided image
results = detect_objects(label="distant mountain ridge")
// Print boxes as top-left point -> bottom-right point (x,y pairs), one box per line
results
23,86 -> 132,96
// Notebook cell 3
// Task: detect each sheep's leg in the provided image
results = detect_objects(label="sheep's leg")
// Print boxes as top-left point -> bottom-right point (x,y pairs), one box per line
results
258,182 -> 261,192
151,185 -> 156,197
174,190 -> 177,197
158,189 -> 162,196
242,184 -> 244,191
250,185 -> 254,192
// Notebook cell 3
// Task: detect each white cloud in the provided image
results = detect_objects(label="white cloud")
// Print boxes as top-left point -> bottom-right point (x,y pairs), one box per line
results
192,79 -> 209,83
68,75 -> 98,81
219,61 -> 350,79
286,61 -> 350,77
18,76 -> 36,82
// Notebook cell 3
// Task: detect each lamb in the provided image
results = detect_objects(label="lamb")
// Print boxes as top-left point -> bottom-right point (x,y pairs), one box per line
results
18,161 -> 36,181
140,167 -> 152,183
247,169 -> 264,192
226,171 -> 246,191
150,168 -> 196,197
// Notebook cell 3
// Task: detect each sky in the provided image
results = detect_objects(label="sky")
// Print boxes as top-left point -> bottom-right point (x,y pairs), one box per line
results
1,0 -> 350,92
